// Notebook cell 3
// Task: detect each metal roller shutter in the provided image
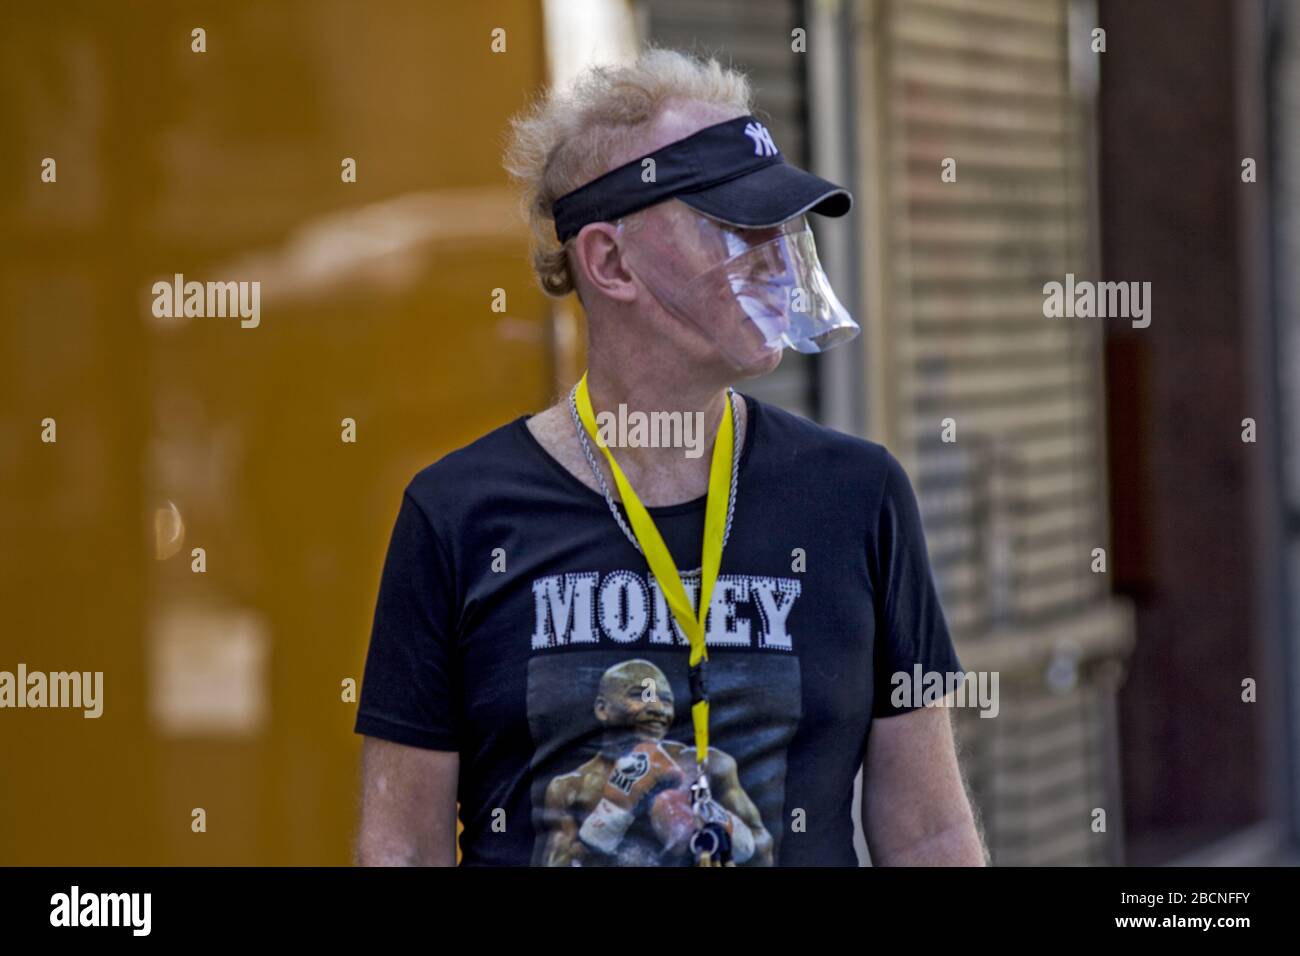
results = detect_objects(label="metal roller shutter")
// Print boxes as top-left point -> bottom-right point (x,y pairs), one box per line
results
857,0 -> 1135,864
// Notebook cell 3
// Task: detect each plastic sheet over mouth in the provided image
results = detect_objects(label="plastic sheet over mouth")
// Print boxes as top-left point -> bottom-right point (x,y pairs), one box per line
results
683,226 -> 860,356
616,203 -> 859,370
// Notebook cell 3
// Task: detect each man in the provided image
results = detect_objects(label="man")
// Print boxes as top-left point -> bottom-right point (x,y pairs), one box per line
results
354,48 -> 987,866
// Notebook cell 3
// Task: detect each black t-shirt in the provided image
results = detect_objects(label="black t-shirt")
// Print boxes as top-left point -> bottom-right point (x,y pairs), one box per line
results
354,393 -> 962,866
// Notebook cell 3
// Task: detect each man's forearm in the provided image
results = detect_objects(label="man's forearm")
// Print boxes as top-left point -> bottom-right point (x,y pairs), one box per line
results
355,832 -> 456,866
871,818 -> 988,866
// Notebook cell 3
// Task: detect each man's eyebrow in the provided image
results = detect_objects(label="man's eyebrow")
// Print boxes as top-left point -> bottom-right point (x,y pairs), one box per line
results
735,223 -> 785,240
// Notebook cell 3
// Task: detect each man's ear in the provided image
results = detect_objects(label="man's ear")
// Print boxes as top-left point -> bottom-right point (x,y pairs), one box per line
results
570,223 -> 638,303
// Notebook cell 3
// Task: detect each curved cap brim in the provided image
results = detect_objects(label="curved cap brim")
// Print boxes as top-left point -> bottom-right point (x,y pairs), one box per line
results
675,162 -> 852,228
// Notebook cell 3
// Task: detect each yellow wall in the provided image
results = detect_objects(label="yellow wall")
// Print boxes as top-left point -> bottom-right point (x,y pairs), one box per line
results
0,1 -> 551,864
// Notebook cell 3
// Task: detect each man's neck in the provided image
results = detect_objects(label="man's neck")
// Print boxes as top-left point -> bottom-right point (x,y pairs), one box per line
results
586,361 -> 731,461
526,364 -> 747,508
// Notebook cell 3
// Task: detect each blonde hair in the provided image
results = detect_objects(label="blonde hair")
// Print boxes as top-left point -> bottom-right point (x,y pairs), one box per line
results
503,47 -> 754,298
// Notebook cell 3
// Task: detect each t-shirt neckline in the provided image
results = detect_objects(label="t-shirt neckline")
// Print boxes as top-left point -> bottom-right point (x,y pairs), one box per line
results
514,391 -> 760,517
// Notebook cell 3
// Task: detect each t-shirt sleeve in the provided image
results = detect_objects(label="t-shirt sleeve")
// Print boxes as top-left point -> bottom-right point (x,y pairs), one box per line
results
870,450 -> 964,718
354,488 -> 462,750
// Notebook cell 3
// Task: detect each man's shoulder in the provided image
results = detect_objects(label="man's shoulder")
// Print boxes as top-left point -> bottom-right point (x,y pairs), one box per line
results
745,392 -> 897,478
402,414 -> 531,514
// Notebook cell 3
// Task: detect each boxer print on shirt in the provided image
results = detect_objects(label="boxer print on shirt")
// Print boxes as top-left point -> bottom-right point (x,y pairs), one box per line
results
527,567 -> 801,866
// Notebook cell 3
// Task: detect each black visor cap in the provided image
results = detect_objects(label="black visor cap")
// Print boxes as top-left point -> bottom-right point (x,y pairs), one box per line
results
674,161 -> 851,229
551,114 -> 853,242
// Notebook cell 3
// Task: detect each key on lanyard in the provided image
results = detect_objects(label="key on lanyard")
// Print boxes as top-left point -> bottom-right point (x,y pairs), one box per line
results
688,773 -> 735,867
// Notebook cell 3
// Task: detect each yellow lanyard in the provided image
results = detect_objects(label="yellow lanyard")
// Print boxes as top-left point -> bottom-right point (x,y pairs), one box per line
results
573,371 -> 734,769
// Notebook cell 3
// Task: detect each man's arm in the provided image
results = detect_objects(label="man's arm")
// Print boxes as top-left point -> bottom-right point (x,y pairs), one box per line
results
861,699 -> 987,865
355,736 -> 459,866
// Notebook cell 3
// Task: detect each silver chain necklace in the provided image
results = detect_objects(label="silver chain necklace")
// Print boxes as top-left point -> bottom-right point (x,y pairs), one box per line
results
567,384 -> 742,555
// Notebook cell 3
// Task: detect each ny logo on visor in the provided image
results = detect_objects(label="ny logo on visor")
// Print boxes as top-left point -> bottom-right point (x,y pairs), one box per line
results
743,121 -> 778,157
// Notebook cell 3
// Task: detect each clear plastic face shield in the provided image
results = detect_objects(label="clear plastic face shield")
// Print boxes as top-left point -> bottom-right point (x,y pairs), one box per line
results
614,200 -> 860,370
